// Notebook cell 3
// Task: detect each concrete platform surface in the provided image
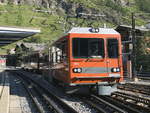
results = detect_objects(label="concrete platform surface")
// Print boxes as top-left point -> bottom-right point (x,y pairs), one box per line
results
9,73 -> 37,113
0,71 -> 37,113
0,72 -> 10,113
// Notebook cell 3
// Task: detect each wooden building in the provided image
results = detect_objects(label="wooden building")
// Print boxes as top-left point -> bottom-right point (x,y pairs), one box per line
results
116,25 -> 149,79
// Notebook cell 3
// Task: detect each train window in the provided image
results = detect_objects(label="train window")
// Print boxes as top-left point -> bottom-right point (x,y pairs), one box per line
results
107,39 -> 119,58
72,38 -> 104,58
50,39 -> 68,65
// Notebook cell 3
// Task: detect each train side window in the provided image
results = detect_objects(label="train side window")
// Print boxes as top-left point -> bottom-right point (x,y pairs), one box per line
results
107,39 -> 119,58
62,43 -> 67,60
62,40 -> 68,61
51,46 -> 57,65
51,39 -> 68,65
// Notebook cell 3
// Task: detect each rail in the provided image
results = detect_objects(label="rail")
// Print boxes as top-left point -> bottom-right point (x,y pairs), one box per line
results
102,95 -> 143,113
112,91 -> 150,112
16,75 -> 47,113
85,94 -> 127,113
118,83 -> 150,95
83,92 -> 150,113
13,70 -> 78,113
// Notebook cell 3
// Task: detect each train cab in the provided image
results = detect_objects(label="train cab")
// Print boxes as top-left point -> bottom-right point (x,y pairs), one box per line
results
50,27 -> 123,95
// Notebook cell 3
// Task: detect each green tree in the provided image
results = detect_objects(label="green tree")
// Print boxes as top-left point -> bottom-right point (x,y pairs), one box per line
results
136,0 -> 150,12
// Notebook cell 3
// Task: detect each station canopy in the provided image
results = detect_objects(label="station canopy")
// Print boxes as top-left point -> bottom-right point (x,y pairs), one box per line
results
0,26 -> 40,46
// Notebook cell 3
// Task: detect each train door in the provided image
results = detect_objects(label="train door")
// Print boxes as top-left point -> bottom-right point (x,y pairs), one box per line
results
106,38 -> 120,78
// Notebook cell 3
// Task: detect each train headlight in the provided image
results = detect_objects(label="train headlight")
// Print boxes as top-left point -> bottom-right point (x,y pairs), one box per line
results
73,68 -> 78,73
111,68 -> 120,73
90,28 -> 99,33
116,68 -> 120,72
73,68 -> 82,73
77,68 -> 82,73
113,68 -> 117,72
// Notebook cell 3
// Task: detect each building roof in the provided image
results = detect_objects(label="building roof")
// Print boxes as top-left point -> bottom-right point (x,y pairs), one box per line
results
16,42 -> 45,52
0,26 -> 40,46
22,43 -> 45,51
69,27 -> 120,35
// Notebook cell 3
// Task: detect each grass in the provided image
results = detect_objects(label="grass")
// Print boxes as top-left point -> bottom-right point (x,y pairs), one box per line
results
0,1 -> 149,54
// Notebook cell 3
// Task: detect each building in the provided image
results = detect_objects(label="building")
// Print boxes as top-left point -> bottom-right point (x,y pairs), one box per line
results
116,25 -> 150,78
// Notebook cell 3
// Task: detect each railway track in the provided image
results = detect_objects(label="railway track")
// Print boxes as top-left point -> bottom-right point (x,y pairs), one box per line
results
83,94 -> 128,113
12,71 -> 78,113
137,72 -> 150,76
111,91 -> 150,113
137,72 -> 150,81
83,93 -> 150,113
118,83 -> 150,95
10,70 -> 150,113
16,75 -> 50,113
138,77 -> 150,81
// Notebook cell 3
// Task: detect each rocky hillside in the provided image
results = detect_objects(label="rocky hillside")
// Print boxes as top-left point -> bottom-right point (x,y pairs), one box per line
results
0,0 -> 149,71
0,0 -> 149,52
0,0 -> 149,25
1,0 -> 132,6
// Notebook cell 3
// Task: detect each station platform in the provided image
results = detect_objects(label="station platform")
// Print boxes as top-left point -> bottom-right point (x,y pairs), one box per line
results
0,70 -> 35,113
0,71 -> 9,113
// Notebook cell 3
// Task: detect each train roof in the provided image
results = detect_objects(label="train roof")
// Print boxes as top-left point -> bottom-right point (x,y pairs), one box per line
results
69,27 -> 120,35
51,27 -> 120,46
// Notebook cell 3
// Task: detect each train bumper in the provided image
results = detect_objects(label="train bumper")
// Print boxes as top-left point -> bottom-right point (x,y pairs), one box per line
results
65,85 -> 90,95
97,84 -> 117,95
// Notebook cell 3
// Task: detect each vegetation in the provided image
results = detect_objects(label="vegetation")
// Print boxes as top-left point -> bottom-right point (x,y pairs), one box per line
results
136,0 -> 150,13
136,33 -> 150,71
0,0 -> 149,70
0,1 -> 148,44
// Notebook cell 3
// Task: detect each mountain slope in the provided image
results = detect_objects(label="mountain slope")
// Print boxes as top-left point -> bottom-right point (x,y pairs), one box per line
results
0,0 -> 149,25
0,0 -> 149,53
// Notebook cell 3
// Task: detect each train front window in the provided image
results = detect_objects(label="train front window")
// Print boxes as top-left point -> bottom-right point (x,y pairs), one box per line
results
72,38 -> 104,58
107,39 -> 119,58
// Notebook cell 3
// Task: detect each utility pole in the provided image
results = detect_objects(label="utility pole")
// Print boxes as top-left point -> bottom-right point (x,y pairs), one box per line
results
48,47 -> 51,68
131,12 -> 137,79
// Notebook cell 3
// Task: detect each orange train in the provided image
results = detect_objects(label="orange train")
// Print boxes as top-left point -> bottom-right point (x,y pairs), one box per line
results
49,27 -> 123,95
